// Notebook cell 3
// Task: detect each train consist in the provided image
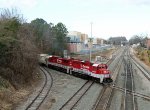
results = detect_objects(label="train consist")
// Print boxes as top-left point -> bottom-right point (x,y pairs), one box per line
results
39,54 -> 113,84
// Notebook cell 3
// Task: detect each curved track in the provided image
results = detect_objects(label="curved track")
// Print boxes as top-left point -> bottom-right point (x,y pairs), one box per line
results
25,66 -> 53,110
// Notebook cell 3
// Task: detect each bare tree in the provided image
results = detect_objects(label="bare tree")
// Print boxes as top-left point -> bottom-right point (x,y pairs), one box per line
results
129,34 -> 148,47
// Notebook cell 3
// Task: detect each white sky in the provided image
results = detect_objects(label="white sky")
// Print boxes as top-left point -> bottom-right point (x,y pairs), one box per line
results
1,0 -> 150,40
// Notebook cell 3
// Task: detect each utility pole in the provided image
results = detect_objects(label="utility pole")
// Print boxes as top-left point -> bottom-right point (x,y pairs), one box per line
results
89,22 -> 93,62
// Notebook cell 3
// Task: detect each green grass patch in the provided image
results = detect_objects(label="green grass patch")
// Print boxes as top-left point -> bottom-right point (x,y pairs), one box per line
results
0,76 -> 9,89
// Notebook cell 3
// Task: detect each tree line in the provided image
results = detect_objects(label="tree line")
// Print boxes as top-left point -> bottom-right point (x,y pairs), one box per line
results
30,18 -> 68,55
129,34 -> 148,47
0,9 -> 68,89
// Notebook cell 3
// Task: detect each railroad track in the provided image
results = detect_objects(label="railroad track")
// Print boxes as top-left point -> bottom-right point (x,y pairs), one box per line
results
59,81 -> 94,110
130,56 -> 150,81
111,85 -> 150,101
26,66 -> 53,110
17,66 -> 53,110
92,49 -> 124,110
123,50 -> 136,110
92,47 -> 150,110
110,48 -> 150,110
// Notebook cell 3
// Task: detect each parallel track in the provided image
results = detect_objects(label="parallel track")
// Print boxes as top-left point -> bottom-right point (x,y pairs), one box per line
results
91,47 -> 150,110
59,81 -> 94,110
111,85 -> 150,101
131,56 -> 150,81
111,47 -> 150,110
123,50 -> 136,110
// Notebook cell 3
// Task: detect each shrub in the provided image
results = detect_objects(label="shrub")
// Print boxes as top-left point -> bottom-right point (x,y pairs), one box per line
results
0,9 -> 38,89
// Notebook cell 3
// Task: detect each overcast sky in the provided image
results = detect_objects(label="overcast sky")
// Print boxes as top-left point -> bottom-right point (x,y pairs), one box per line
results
1,0 -> 150,40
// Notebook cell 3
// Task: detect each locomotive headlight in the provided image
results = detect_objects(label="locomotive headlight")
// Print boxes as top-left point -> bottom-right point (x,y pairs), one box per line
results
104,74 -> 110,78
103,71 -> 106,73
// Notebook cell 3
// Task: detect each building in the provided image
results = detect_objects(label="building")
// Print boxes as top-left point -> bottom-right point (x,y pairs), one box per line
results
81,33 -> 88,44
67,31 -> 81,42
66,31 -> 89,53
93,38 -> 104,45
66,31 -> 109,53
67,42 -> 83,53
109,36 -> 127,45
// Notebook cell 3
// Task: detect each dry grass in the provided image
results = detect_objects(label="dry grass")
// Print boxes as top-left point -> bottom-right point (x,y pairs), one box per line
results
0,89 -> 29,110
135,49 -> 150,67
0,73 -> 42,110
71,48 -> 116,61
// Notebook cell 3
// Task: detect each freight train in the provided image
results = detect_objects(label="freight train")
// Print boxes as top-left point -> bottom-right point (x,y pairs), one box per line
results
39,54 -> 113,84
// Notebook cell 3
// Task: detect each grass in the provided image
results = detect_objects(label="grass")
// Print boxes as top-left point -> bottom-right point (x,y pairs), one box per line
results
135,47 -> 150,67
0,75 -> 41,110
0,88 -> 30,110
0,76 -> 14,110
0,77 -> 10,90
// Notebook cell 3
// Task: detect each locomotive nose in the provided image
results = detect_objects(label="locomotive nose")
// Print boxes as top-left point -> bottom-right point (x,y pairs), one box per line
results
103,70 -> 113,83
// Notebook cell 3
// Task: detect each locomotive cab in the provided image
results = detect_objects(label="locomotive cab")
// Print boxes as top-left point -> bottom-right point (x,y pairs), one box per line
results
98,68 -> 113,83
92,63 -> 113,83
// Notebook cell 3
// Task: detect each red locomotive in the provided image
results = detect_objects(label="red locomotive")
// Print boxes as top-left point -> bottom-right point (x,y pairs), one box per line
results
39,54 -> 113,84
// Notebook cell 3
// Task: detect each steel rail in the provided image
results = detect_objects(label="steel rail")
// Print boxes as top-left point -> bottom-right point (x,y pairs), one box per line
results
25,66 -> 53,110
129,50 -> 136,110
111,85 -> 150,101
59,81 -> 94,110
123,49 -> 136,110
130,57 -> 150,81
124,57 -> 127,110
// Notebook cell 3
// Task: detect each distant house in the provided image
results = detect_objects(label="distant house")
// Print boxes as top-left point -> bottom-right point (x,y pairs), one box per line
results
109,36 -> 127,45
